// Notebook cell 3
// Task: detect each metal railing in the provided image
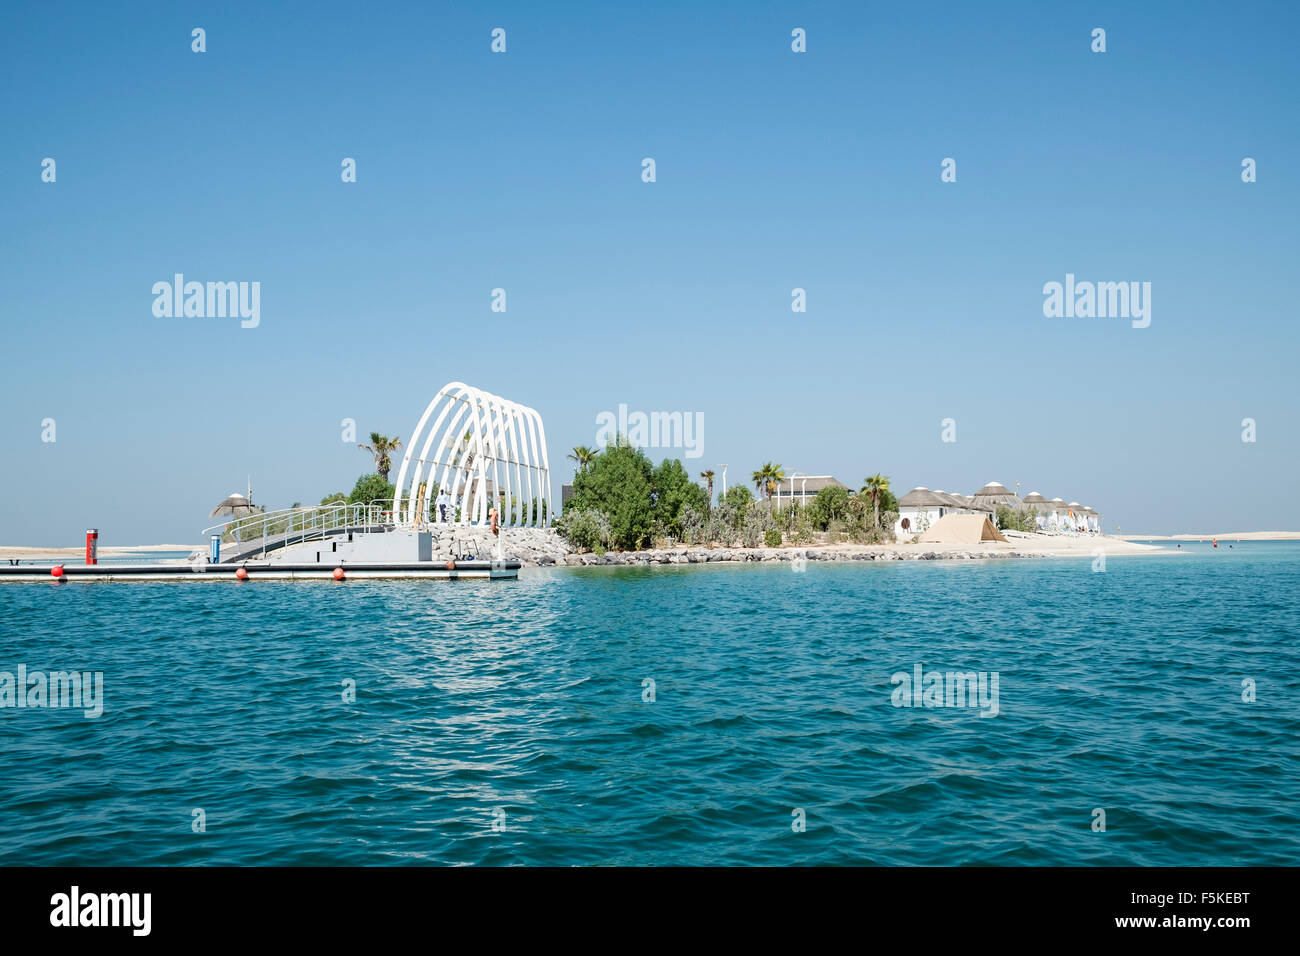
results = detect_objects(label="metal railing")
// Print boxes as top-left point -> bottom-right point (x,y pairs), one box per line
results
200,501 -> 394,561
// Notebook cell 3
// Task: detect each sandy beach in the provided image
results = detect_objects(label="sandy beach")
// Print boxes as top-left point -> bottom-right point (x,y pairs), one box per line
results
0,544 -> 201,561
1117,531 -> 1300,541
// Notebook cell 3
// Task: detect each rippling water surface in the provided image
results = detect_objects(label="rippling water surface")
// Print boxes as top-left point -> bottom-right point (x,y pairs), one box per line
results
2,544 -> 1297,865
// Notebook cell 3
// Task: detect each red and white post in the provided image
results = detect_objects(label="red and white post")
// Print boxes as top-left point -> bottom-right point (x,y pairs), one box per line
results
85,529 -> 99,565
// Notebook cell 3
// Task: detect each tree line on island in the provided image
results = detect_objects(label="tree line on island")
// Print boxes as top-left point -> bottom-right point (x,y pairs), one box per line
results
557,439 -> 899,554
221,430 -> 902,553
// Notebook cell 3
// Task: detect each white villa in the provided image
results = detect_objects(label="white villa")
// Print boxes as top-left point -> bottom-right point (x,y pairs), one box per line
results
898,483 -> 1103,537
896,487 -> 974,537
1019,492 -> 1102,533
773,475 -> 850,510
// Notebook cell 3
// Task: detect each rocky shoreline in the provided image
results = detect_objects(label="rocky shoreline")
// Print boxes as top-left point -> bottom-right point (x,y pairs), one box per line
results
446,526 -> 1133,567
544,545 -> 1041,566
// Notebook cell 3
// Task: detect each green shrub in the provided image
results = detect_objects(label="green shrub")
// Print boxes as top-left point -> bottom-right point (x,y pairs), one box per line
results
763,528 -> 782,548
742,506 -> 776,548
554,508 -> 613,553
996,505 -> 1039,532
704,503 -> 738,545
679,504 -> 707,545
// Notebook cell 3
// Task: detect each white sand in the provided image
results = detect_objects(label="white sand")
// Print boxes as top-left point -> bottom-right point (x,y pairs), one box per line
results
799,533 -> 1163,558
1117,531 -> 1300,541
0,544 -> 201,561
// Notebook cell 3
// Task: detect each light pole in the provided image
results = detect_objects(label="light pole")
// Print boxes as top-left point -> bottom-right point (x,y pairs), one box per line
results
720,464 -> 728,498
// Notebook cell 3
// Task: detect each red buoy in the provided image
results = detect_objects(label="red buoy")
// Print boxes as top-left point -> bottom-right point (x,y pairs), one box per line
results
445,560 -> 456,570
51,565 -> 65,579
332,567 -> 346,581
235,567 -> 248,581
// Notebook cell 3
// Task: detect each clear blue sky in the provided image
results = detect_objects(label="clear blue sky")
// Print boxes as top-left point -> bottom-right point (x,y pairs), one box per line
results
2,0 -> 1296,543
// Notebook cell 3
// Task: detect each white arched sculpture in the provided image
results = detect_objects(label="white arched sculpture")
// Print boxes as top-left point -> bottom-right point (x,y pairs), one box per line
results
392,382 -> 552,528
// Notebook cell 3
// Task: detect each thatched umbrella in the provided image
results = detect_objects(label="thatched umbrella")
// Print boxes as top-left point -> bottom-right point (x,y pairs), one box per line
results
209,492 -> 257,519
1021,491 -> 1051,513
932,490 -> 971,511
971,481 -> 1021,512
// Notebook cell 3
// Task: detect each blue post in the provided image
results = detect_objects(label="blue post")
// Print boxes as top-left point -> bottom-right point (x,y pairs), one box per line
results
210,535 -> 221,563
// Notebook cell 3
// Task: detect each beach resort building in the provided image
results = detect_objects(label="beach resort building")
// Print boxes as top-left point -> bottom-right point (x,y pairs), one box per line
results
774,475 -> 849,510
896,487 -> 961,537
1021,492 -> 1051,530
1065,502 -> 1100,533
1083,506 -> 1100,533
896,484 -> 1102,537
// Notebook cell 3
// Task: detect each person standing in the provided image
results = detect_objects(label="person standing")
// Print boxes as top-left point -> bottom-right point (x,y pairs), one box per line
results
436,489 -> 450,523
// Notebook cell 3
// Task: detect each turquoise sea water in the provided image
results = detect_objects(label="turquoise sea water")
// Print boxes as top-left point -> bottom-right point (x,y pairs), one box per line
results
1,543 -> 1297,866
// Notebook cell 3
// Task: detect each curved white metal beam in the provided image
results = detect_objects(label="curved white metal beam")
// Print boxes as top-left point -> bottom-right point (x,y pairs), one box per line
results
391,382 -> 551,529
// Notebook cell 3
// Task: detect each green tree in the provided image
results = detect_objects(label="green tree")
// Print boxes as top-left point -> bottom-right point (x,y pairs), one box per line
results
861,473 -> 892,529
358,432 -> 403,482
566,441 -> 656,550
807,485 -> 850,530
348,473 -> 395,508
319,492 -> 347,506
653,459 -> 709,538
723,484 -> 753,517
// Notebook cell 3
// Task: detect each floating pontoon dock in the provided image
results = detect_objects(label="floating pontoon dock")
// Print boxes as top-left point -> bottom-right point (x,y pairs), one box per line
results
3,380 -> 548,584
0,559 -> 519,583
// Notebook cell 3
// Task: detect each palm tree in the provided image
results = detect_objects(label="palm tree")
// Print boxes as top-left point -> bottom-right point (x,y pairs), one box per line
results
861,473 -> 891,529
358,432 -> 402,482
568,445 -> 599,474
700,469 -> 715,505
751,462 -> 785,500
